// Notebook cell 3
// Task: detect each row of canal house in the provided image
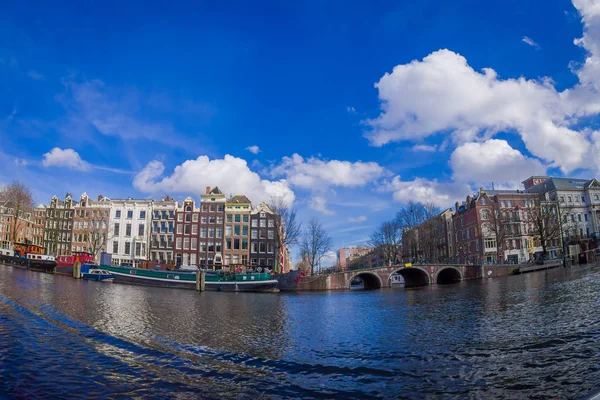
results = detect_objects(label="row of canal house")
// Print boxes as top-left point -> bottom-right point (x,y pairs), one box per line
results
406,175 -> 600,265
33,188 -> 286,271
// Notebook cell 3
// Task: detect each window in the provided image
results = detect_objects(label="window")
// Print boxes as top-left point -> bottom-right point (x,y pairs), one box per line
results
177,225 -> 183,234
475,241 -> 479,251
190,253 -> 197,265
140,211 -> 146,219
242,238 -> 248,250
251,258 -> 257,266
481,198 -> 486,205
234,225 -> 240,235
268,230 -> 274,239
113,241 -> 118,254
185,214 -> 191,222
177,214 -> 183,222
124,242 -> 131,255
234,239 -> 240,250
481,210 -> 490,220
192,225 -> 198,235
114,223 -> 120,236
127,210 -> 133,219
138,224 -> 145,236
192,214 -> 198,222
169,211 -> 175,219
154,211 -> 160,219
201,227 -> 207,238
209,216 -> 216,224
268,220 -> 275,228
252,219 -> 258,227
595,194 -> 599,200
501,201 -> 505,208
242,226 -> 248,236
226,214 -> 232,223
135,242 -> 141,256
218,205 -> 224,212
242,214 -> 249,223
226,238 -> 232,250
185,205 -> 192,212
168,222 -> 174,233
225,225 -> 232,236
183,224 -> 190,235
578,214 -> 582,222
184,238 -> 190,250
201,216 -> 207,224
260,212 -> 266,218
216,228 -> 223,238
560,196 -> 565,202
484,238 -> 496,248
235,214 -> 241,223
260,230 -> 266,239
582,196 -> 586,203
507,200 -> 512,207
568,196 -> 572,202
176,237 -> 182,249
259,242 -> 266,253
217,216 -> 223,224
208,228 -> 215,238
585,214 -> 588,222
200,241 -> 207,251
160,221 -> 167,233
216,241 -> 222,252
209,204 -> 216,212
260,219 -> 267,228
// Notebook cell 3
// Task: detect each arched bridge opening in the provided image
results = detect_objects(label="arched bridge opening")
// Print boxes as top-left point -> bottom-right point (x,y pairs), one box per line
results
391,268 -> 430,288
436,267 -> 462,285
350,272 -> 383,290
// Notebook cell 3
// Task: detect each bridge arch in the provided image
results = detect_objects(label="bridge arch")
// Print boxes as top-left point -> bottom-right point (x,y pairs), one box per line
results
435,267 -> 463,285
389,267 -> 430,288
349,272 -> 383,290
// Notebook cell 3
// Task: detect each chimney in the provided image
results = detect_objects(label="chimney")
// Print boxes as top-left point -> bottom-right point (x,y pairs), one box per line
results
466,195 -> 472,206
455,201 -> 459,213
205,186 -> 211,194
98,194 -> 104,201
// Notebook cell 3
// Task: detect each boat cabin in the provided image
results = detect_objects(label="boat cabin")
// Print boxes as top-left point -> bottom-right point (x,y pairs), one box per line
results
27,253 -> 56,261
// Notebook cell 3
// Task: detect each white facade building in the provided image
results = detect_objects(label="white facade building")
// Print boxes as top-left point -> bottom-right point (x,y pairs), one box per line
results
108,198 -> 153,267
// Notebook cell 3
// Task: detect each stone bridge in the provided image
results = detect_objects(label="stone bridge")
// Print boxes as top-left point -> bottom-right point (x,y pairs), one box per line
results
296,264 -> 496,291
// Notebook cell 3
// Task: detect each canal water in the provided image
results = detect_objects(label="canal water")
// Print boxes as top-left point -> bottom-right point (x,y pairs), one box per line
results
1,264 -> 600,399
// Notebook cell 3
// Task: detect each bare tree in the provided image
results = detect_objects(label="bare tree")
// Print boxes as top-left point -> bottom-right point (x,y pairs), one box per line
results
269,196 -> 303,272
481,206 -> 515,263
369,220 -> 402,266
301,217 -> 333,275
524,198 -> 562,258
0,181 -> 35,246
396,201 -> 440,261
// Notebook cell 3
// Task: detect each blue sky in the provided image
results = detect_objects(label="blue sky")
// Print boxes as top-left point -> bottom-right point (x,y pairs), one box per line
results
1,0 -> 600,264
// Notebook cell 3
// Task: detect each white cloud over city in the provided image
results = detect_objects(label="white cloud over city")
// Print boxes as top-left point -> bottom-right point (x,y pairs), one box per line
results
42,148 -> 90,171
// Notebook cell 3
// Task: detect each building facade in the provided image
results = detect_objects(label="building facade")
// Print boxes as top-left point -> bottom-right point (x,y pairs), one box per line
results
174,197 -> 200,267
44,194 -> 76,256
33,205 -> 46,248
250,202 -> 279,269
71,193 -> 110,261
199,187 -> 225,267
336,245 -> 373,270
150,196 -> 177,265
224,195 -> 252,266
0,202 -> 34,249
108,198 -> 152,267
525,176 -> 600,261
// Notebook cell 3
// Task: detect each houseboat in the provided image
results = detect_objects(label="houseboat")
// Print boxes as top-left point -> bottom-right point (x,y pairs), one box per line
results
56,252 -> 97,274
101,265 -> 279,292
0,244 -> 56,273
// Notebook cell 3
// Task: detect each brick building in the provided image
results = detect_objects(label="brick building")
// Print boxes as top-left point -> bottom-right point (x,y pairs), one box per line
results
150,196 -> 177,265
250,202 -> 279,269
71,193 -> 110,261
174,197 -> 200,267
44,194 -> 76,256
199,187 -> 225,267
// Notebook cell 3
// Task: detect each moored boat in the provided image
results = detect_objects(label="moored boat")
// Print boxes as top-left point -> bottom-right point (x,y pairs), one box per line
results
82,269 -> 115,282
101,265 -> 279,292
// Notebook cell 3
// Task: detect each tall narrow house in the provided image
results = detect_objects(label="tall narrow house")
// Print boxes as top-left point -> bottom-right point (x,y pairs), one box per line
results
199,186 -> 226,268
224,194 -> 252,266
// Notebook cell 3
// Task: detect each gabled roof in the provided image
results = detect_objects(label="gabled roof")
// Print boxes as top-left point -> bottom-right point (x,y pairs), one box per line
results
209,186 -> 223,195
227,195 -> 251,204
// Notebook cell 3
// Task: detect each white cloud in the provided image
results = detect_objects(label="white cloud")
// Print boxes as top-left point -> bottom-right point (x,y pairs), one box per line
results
42,148 -> 89,171
271,154 -> 386,189
364,47 -> 593,173
14,158 -> 28,167
309,195 -> 334,215
27,70 -> 44,80
348,215 -> 367,223
411,144 -> 437,152
522,36 -> 539,47
133,155 -> 295,206
450,139 -> 547,186
347,106 -> 356,113
246,145 -> 261,154
382,176 -> 471,208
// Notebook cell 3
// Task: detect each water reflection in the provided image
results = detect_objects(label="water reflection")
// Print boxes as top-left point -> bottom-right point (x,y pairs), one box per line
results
1,263 -> 600,398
